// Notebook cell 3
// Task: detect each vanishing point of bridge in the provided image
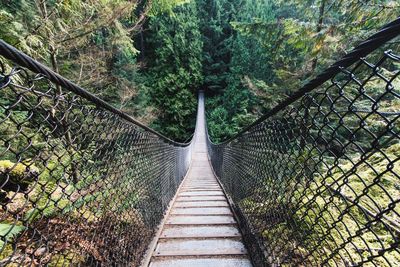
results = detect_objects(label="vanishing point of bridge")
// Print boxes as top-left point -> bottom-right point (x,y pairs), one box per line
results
0,18 -> 399,267
146,92 -> 252,266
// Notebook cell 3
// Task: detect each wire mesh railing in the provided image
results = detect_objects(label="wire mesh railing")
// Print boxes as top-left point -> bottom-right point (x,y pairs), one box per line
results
0,41 -> 192,266
207,19 -> 400,266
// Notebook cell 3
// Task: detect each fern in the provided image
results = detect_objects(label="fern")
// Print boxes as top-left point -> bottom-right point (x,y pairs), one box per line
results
0,223 -> 25,247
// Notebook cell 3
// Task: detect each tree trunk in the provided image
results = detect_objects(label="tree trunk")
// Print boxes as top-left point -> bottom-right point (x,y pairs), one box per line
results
311,0 -> 326,72
37,0 -> 80,184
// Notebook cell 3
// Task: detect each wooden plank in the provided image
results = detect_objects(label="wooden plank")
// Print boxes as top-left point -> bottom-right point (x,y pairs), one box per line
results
153,239 -> 247,256
185,184 -> 219,186
184,182 -> 218,184
150,258 -> 253,267
148,93 -> 252,266
171,207 -> 232,215
174,201 -> 229,207
176,196 -> 226,201
184,181 -> 217,183
160,225 -> 240,238
181,189 -> 222,192
182,187 -> 221,190
166,215 -> 236,225
183,185 -> 219,188
179,191 -> 224,196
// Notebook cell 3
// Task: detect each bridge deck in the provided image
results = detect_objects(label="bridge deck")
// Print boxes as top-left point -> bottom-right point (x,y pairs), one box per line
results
147,93 -> 252,267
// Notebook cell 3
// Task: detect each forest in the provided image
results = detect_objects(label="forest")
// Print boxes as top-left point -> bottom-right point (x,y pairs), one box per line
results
0,0 -> 399,266
1,0 -> 398,142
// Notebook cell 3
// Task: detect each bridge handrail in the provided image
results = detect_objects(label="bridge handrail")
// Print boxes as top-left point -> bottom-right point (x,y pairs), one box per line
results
206,17 -> 400,266
0,40 -> 194,265
215,17 -> 400,145
0,40 -> 190,147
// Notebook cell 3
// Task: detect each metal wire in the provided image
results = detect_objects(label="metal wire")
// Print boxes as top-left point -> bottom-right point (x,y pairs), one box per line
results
220,17 -> 400,145
0,53 -> 192,265
0,40 -> 187,147
207,20 -> 400,266
1,16 -> 399,267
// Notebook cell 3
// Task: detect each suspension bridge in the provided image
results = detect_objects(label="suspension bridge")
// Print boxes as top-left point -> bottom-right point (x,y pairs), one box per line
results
145,92 -> 252,266
0,18 -> 399,267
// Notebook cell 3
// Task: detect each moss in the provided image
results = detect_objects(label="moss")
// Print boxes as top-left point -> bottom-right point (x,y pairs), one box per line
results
48,251 -> 85,267
243,142 -> 400,265
0,243 -> 15,262
293,142 -> 400,265
0,160 -> 39,194
330,143 -> 400,220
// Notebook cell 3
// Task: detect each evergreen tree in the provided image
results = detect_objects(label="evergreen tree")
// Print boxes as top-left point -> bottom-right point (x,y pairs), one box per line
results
144,1 -> 203,141
197,0 -> 234,95
203,0 -> 277,141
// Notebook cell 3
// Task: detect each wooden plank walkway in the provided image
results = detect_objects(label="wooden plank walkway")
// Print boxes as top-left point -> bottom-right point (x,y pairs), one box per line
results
147,93 -> 252,267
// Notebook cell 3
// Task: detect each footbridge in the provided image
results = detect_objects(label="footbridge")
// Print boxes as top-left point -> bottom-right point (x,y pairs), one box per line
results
0,18 -> 399,266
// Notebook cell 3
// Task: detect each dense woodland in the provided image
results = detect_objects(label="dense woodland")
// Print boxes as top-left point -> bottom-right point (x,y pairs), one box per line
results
1,0 -> 398,141
0,0 -> 399,265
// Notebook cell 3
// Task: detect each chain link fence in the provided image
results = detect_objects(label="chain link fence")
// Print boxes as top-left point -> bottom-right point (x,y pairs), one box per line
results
1,16 -> 400,267
0,44 -> 192,266
207,21 -> 400,266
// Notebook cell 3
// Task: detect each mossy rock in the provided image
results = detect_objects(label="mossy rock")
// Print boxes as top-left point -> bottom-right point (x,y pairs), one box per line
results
0,160 -> 39,192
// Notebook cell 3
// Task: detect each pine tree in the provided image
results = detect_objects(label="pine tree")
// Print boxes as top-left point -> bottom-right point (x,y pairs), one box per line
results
197,0 -> 234,95
145,1 -> 203,141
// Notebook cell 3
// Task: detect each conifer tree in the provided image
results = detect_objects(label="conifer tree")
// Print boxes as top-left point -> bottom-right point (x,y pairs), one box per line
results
145,1 -> 203,140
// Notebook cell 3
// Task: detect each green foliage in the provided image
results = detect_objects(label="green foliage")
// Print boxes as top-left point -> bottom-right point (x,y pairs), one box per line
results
0,223 -> 25,248
150,0 -> 189,15
197,0 -> 235,93
200,0 -> 277,141
144,1 -> 203,140
0,0 -> 398,265
0,0 -> 150,119
203,0 -> 400,142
